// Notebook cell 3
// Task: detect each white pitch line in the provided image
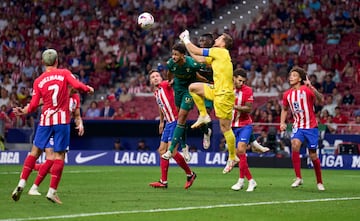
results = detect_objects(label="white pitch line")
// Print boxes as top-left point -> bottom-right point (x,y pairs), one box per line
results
0,169 -> 118,175
1,197 -> 359,221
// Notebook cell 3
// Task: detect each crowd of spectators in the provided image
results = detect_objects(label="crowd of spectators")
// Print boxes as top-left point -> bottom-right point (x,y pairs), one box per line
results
225,0 -> 360,135
212,0 -> 360,136
0,0 -> 221,132
1,0 -> 360,137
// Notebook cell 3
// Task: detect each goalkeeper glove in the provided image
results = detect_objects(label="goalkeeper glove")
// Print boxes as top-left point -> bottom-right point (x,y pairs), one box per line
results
179,30 -> 190,44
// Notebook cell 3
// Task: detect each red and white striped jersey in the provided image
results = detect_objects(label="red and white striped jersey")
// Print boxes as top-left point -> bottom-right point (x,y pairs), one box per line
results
154,81 -> 178,123
28,68 -> 90,126
282,85 -> 318,129
69,93 -> 80,113
231,85 -> 253,127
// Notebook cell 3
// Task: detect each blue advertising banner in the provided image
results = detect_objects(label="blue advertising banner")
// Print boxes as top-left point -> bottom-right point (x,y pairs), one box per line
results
307,154 -> 360,169
0,151 -> 226,167
1,151 -> 359,170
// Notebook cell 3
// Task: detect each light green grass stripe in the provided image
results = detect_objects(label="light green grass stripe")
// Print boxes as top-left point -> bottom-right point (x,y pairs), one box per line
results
2,197 -> 360,221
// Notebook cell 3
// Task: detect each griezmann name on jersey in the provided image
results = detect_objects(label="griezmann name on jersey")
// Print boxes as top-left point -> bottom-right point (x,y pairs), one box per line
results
28,69 -> 89,126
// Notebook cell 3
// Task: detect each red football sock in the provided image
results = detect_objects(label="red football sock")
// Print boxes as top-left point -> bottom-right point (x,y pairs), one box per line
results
239,153 -> 252,180
292,151 -> 302,178
173,152 -> 192,175
237,153 -> 244,178
312,158 -> 323,184
34,163 -> 42,171
34,160 -> 54,186
50,159 -> 64,190
160,158 -> 169,182
20,155 -> 37,180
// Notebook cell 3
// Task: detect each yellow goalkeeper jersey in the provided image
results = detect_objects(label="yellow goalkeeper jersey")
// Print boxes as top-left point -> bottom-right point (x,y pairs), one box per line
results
205,47 -> 233,95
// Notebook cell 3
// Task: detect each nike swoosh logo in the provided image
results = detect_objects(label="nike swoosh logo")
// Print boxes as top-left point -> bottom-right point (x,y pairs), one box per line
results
75,152 -> 107,164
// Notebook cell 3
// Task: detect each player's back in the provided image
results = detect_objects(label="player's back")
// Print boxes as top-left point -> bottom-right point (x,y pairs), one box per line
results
34,68 -> 72,125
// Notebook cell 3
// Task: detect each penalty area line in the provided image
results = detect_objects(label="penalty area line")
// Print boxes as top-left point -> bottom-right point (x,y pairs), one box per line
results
1,196 -> 360,221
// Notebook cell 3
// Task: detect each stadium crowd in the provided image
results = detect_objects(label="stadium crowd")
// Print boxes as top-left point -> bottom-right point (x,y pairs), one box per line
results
0,0 -> 360,136
0,0 -> 220,130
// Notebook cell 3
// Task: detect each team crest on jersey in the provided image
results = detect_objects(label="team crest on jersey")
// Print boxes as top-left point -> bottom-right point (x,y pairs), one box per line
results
185,97 -> 193,104
293,101 -> 303,114
186,68 -> 190,73
156,97 -> 164,108
293,102 -> 299,109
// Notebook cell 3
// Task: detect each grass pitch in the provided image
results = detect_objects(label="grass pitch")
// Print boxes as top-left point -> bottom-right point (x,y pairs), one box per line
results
0,165 -> 359,221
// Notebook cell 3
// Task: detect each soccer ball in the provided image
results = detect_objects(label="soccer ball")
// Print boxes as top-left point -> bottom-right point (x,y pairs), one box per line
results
137,12 -> 154,30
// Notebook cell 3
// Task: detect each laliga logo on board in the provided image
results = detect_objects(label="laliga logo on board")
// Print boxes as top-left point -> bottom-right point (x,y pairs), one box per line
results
0,152 -> 20,164
308,155 -> 360,168
205,152 -> 228,165
320,155 -> 343,168
114,152 -> 157,165
308,155 -> 343,168
351,156 -> 360,168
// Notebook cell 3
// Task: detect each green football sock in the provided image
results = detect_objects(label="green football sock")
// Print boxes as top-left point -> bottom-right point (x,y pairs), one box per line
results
180,125 -> 188,149
169,124 -> 186,152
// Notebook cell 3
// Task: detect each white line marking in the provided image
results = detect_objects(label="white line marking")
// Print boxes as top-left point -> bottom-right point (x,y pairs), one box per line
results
343,175 -> 360,178
1,197 -> 359,221
0,170 -> 118,175
0,171 -> 19,175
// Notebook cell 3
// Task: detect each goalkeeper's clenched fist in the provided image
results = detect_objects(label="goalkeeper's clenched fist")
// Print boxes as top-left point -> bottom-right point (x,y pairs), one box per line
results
179,30 -> 190,44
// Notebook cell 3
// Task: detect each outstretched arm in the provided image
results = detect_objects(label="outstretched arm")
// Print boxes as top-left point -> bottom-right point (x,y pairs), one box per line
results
188,50 -> 206,63
180,30 -> 204,56
67,71 -> 94,94
304,75 -> 324,102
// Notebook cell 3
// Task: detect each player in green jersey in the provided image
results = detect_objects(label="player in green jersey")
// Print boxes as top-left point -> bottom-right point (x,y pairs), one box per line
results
161,43 -> 202,160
